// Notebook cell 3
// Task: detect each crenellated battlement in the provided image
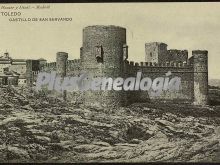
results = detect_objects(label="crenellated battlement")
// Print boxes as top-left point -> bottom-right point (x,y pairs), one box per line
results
44,59 -> 81,68
45,62 -> 56,67
67,59 -> 81,66
167,49 -> 188,53
25,25 -> 208,106
67,59 -> 81,72
125,60 -> 192,68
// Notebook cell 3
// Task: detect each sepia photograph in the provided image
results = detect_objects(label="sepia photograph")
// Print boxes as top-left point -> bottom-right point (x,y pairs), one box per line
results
0,2 -> 220,163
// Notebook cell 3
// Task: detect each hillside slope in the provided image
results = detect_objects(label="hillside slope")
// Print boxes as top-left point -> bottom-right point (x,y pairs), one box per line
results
0,86 -> 220,163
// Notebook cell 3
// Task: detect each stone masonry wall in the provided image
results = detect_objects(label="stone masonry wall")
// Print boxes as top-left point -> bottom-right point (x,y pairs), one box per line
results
126,61 -> 194,103
167,49 -> 188,63
38,25 -> 208,106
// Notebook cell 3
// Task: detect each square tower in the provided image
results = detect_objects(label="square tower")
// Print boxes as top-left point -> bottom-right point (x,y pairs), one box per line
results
145,42 -> 168,64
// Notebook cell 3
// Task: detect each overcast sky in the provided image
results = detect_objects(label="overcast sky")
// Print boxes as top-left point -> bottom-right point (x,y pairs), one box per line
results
0,3 -> 220,79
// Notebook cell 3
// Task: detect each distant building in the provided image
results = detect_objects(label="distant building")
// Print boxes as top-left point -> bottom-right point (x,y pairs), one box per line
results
0,52 -> 43,86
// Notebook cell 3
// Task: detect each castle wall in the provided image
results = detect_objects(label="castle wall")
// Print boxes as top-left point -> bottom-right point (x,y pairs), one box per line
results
167,49 -> 188,63
67,59 -> 81,76
37,26 -> 208,106
40,58 -> 83,103
66,59 -> 82,105
41,62 -> 56,72
123,61 -> 150,104
37,49 -> 209,106
126,61 -> 194,103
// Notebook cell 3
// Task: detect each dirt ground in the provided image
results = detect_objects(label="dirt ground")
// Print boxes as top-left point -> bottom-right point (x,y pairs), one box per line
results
0,86 -> 220,163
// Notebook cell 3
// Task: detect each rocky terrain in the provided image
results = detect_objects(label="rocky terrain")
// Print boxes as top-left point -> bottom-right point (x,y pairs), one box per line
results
0,85 -> 220,163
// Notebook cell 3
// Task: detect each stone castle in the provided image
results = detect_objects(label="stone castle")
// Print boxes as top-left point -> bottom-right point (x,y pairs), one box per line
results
0,25 -> 208,107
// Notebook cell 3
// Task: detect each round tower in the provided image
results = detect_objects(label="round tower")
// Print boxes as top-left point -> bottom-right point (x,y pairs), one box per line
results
81,25 -> 127,107
82,25 -> 126,71
56,52 -> 68,100
56,52 -> 68,77
192,50 -> 208,105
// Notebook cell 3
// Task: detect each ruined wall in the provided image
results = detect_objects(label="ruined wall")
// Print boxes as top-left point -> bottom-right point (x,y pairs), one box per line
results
40,57 -> 83,103
67,59 -> 81,76
143,42 -> 209,105
167,49 -> 188,63
39,50 -> 208,106
123,60 -> 150,104
126,61 -> 194,103
66,59 -> 83,103
41,62 -> 56,72
42,58 -> 81,75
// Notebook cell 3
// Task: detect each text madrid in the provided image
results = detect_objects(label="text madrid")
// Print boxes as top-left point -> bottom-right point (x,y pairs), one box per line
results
36,71 -> 181,96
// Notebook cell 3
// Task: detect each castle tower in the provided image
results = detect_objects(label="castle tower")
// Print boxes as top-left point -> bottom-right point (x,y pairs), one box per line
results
56,52 -> 68,76
145,42 -> 168,64
81,25 -> 127,107
26,60 -> 41,87
56,52 -> 68,100
193,50 -> 208,105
